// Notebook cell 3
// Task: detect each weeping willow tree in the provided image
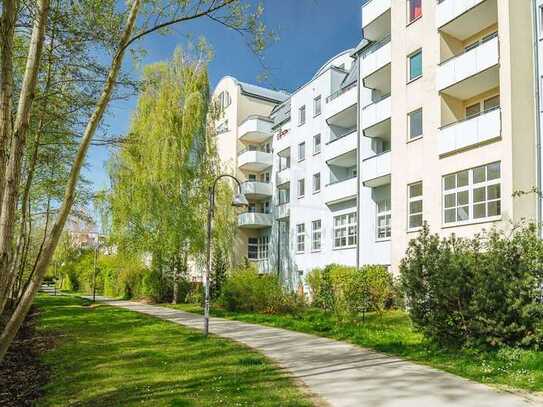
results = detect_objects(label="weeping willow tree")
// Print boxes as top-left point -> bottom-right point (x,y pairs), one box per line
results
109,49 -> 217,303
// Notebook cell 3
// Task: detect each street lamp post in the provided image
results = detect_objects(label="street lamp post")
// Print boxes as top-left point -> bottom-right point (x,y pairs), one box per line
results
92,236 -> 103,303
204,174 -> 248,337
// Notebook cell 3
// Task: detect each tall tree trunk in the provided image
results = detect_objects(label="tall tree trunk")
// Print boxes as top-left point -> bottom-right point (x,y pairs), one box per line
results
0,0 -> 141,362
0,0 -> 49,316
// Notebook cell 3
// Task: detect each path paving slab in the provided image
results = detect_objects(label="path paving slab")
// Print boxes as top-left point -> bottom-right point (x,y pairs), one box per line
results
87,297 -> 541,407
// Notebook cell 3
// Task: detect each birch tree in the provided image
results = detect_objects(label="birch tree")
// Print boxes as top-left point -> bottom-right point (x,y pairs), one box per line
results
0,0 -> 272,361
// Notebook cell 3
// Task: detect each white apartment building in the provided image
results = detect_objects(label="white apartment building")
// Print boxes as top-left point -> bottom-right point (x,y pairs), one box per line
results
214,0 -> 542,288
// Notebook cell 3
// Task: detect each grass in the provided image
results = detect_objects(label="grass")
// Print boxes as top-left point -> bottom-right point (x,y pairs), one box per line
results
34,295 -> 316,407
164,303 -> 543,394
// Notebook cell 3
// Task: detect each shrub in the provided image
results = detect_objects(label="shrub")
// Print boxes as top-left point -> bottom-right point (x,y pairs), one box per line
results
220,265 -> 299,314
185,283 -> 203,304
400,223 -> 543,349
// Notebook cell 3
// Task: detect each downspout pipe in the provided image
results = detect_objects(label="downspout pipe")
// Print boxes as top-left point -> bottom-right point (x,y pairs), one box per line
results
533,0 -> 543,237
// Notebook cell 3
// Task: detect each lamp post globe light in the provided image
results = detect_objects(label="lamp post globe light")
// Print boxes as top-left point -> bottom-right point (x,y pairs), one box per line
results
204,174 -> 248,337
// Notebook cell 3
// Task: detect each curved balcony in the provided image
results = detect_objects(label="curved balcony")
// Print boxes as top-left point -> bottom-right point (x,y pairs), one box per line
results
240,181 -> 272,199
238,211 -> 273,229
362,151 -> 391,188
238,115 -> 273,143
238,149 -> 272,172
439,107 -> 501,156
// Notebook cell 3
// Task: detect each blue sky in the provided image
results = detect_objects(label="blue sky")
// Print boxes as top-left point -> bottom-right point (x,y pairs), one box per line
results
85,0 -> 363,191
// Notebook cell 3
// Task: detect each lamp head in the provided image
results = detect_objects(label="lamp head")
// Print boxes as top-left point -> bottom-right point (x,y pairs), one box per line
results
232,193 -> 249,208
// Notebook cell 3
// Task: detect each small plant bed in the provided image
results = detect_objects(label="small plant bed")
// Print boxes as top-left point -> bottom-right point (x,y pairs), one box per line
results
164,303 -> 543,394
34,295 -> 316,406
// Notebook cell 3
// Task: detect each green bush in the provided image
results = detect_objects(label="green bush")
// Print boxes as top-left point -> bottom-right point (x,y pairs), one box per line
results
185,283 -> 203,304
220,265 -> 300,314
307,264 -> 396,319
400,223 -> 543,349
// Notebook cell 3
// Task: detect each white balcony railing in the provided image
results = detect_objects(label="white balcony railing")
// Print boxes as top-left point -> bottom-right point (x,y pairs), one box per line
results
238,115 -> 273,143
438,107 -> 501,156
325,131 -> 357,163
324,177 -> 357,205
325,83 -> 357,122
436,0 -> 487,29
361,95 -> 391,130
361,0 -> 391,32
238,212 -> 273,229
240,181 -> 272,197
276,204 -> 290,220
361,36 -> 391,79
437,34 -> 498,92
362,151 -> 391,187
238,150 -> 272,171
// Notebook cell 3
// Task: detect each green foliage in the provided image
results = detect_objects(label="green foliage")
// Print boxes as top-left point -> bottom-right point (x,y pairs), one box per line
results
220,265 -> 302,314
307,264 -> 396,319
210,244 -> 229,300
400,223 -> 543,349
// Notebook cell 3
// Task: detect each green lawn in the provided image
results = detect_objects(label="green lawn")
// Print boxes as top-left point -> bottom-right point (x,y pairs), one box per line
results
164,303 -> 543,394
34,295 -> 315,407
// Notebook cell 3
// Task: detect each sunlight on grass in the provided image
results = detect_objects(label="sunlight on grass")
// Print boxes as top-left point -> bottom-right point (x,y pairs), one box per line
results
35,295 -> 314,407
164,303 -> 543,393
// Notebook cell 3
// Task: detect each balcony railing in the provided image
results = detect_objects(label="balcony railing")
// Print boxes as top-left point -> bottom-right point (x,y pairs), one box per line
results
326,82 -> 357,103
241,181 -> 272,197
238,146 -> 270,155
327,128 -> 356,145
361,34 -> 391,58
238,211 -> 273,229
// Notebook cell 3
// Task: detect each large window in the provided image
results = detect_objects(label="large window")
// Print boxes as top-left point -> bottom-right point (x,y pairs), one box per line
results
298,142 -> 306,161
313,134 -> 321,155
278,183 -> 290,205
312,220 -> 322,252
299,105 -> 306,126
466,95 -> 500,119
376,200 -> 391,240
333,213 -> 357,249
408,49 -> 422,81
408,108 -> 423,140
407,0 -> 422,23
297,178 -> 305,198
443,162 -> 501,225
278,148 -> 291,171
313,172 -> 321,193
296,224 -> 305,253
313,96 -> 322,117
248,236 -> 269,260
408,182 -> 423,230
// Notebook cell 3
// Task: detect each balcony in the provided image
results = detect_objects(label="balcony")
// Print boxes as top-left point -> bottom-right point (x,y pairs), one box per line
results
276,168 -> 290,186
362,151 -> 391,188
238,211 -> 273,229
276,204 -> 290,220
240,181 -> 272,199
437,0 -> 497,40
361,95 -> 391,131
438,107 -> 501,156
324,177 -> 357,206
238,115 -> 273,143
238,149 -> 272,172
361,36 -> 391,81
325,131 -> 357,163
437,34 -> 498,99
325,83 -> 357,126
361,0 -> 391,41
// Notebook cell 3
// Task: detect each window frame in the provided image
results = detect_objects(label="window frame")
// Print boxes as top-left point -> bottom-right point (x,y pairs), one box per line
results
407,0 -> 422,24
442,162 -> 502,227
298,141 -> 306,162
311,220 -> 322,252
333,212 -> 357,249
408,108 -> 423,140
297,178 -> 305,198
376,199 -> 392,241
408,182 -> 423,231
313,95 -> 322,117
247,236 -> 269,260
407,49 -> 423,82
298,105 -> 306,126
296,223 -> 305,253
313,172 -> 321,194
313,134 -> 321,155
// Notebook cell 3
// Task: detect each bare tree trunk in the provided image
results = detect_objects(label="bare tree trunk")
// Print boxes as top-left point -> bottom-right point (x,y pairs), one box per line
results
0,0 -> 49,316
0,0 -> 141,362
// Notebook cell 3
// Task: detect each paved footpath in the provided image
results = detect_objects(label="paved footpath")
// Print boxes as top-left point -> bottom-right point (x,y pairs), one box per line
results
86,296 -> 541,407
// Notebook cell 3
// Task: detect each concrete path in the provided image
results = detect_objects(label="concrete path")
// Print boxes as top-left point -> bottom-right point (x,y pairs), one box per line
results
85,296 -> 540,407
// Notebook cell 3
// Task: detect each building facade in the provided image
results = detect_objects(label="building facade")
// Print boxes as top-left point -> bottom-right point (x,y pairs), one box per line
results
213,0 -> 542,288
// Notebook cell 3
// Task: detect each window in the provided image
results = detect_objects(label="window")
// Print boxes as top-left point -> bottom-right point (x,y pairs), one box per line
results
443,162 -> 501,225
297,178 -> 305,198
376,200 -> 391,240
465,103 -> 481,119
298,142 -> 306,161
298,105 -> 306,126
217,91 -> 231,110
465,95 -> 500,120
296,224 -> 305,253
408,50 -> 422,81
408,108 -> 423,140
408,182 -> 423,230
408,0 -> 422,23
216,119 -> 229,134
312,220 -> 322,251
278,148 -> 291,171
260,172 -> 270,183
484,95 -> 500,111
248,236 -> 269,260
313,134 -> 321,154
313,172 -> 321,193
333,213 -> 357,249
313,96 -> 322,117
278,183 -> 290,205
